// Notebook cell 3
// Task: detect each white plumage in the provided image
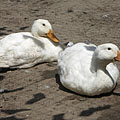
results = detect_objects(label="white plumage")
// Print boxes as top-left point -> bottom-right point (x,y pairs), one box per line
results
58,43 -> 120,96
0,19 -> 63,68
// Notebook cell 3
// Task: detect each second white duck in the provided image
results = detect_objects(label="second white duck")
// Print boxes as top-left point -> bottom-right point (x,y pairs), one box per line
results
0,19 -> 63,68
58,43 -> 120,96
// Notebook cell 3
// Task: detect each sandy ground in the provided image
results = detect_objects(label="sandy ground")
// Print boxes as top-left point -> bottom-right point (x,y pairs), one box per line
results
0,0 -> 120,120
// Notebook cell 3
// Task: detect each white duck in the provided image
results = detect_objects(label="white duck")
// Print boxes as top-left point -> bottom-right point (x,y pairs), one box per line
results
58,43 -> 120,96
0,19 -> 63,68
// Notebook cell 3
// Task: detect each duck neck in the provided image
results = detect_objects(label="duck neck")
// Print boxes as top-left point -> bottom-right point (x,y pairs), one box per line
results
90,58 -> 113,92
32,32 -> 42,39
90,55 -> 110,76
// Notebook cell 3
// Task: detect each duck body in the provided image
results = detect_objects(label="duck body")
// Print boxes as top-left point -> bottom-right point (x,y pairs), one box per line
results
58,43 -> 120,96
0,32 -> 62,68
0,19 -> 63,68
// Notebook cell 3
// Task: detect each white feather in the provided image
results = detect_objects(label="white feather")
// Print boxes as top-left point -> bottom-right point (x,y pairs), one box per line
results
58,43 -> 120,96
0,19 -> 63,68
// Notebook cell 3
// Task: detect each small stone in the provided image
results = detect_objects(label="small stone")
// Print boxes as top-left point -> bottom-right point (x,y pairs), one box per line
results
67,8 -> 73,13
44,85 -> 50,89
24,70 -> 30,73
103,14 -> 110,18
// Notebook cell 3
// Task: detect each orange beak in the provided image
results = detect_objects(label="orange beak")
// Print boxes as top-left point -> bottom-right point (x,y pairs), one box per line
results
115,51 -> 120,61
46,29 -> 59,43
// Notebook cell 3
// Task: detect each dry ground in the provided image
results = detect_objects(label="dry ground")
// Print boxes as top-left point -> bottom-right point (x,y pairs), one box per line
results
0,0 -> 120,120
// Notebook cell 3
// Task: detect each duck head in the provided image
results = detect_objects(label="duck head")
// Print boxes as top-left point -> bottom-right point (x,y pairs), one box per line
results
94,43 -> 120,62
31,19 -> 59,43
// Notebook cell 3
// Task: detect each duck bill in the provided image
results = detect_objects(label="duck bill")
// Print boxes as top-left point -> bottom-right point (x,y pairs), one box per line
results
115,51 -> 120,61
46,29 -> 59,43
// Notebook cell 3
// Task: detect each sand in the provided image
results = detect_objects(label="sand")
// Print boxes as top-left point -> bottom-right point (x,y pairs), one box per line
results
0,0 -> 120,120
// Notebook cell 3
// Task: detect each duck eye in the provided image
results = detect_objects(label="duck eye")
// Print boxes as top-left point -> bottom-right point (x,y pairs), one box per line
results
42,23 -> 45,26
108,47 -> 111,50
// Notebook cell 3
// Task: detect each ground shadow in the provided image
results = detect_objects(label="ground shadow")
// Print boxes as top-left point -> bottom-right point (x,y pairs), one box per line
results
0,75 -> 5,81
1,108 -> 31,115
0,32 -> 8,36
9,0 -> 22,2
0,27 -> 7,31
0,116 -> 26,120
0,68 -> 17,73
80,105 -> 111,116
0,87 -> 24,94
97,104 -> 120,120
26,92 -> 45,104
7,30 -> 13,32
19,26 -> 29,30
112,92 -> 120,96
52,113 -> 65,120
41,69 -> 57,80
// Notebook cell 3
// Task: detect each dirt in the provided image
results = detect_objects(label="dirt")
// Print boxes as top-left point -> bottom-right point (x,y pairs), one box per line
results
0,0 -> 120,120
